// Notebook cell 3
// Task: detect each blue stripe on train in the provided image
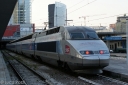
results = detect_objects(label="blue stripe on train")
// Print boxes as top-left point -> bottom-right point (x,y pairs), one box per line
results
22,43 -> 35,50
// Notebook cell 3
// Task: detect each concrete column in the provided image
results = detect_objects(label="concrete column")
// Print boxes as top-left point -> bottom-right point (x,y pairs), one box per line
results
126,18 -> 128,64
106,40 -> 110,50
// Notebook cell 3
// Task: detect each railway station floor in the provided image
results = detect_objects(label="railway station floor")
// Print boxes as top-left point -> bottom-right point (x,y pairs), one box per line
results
103,53 -> 128,80
110,53 -> 126,57
0,51 -> 12,85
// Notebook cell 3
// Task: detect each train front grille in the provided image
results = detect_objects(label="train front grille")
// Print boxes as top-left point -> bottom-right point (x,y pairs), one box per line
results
93,51 -> 99,54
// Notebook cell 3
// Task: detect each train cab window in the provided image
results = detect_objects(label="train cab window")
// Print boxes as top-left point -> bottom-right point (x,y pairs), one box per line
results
70,33 -> 84,39
86,32 -> 99,39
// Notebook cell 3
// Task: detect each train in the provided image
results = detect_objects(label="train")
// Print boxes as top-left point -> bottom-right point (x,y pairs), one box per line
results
6,26 -> 110,74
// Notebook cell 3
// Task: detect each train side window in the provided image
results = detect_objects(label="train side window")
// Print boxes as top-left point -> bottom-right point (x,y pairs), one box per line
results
70,33 -> 84,39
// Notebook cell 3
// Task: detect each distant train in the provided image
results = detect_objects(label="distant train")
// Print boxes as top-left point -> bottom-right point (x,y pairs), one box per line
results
6,26 -> 110,74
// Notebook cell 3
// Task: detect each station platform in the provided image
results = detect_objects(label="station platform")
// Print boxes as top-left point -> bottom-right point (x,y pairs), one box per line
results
103,55 -> 128,81
110,53 -> 126,57
0,51 -> 12,85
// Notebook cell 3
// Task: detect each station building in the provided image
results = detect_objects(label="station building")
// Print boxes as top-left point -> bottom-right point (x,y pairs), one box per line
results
115,15 -> 128,33
98,32 -> 126,53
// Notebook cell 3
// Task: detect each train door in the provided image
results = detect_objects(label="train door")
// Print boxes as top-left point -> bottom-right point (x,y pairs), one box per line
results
33,34 -> 37,59
56,41 -> 63,60
61,31 -> 65,40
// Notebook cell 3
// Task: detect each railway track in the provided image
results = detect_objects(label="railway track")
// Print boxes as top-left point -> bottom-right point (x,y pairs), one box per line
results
78,74 -> 128,85
3,50 -> 128,85
2,51 -> 26,85
2,51 -> 53,85
3,50 -> 93,85
2,50 -> 92,85
4,57 -> 27,85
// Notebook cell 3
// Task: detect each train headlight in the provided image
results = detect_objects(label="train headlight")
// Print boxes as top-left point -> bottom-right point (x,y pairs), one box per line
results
100,50 -> 104,54
80,51 -> 94,55
99,50 -> 109,54
86,51 -> 90,55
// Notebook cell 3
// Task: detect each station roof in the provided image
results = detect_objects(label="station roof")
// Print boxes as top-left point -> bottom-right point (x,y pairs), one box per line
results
0,0 -> 17,41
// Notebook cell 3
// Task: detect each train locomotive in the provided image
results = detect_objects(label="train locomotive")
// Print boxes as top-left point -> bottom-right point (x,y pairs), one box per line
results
6,26 -> 110,74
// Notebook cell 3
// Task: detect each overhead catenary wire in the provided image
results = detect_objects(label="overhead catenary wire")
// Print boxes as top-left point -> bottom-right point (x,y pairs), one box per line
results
68,0 -> 98,14
33,1 -> 125,27
32,0 -> 98,23
67,0 -> 86,9
32,2 -> 127,27
72,13 -> 128,25
88,13 -> 128,22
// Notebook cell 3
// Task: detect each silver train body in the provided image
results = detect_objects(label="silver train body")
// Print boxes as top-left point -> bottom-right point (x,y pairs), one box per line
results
6,26 -> 110,74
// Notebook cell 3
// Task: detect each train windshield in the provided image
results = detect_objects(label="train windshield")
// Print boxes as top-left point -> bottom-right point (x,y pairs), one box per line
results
70,32 -> 99,40
86,32 -> 99,39
70,33 -> 84,39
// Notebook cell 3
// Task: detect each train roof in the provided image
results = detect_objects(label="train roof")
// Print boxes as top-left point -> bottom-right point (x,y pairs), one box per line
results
9,26 -> 96,43
35,26 -> 96,37
9,33 -> 34,43
64,26 -> 95,32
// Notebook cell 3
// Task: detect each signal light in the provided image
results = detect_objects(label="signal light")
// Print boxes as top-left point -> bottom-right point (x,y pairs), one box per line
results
85,51 -> 90,55
100,50 -> 104,54
80,51 -> 93,55
80,50 -> 109,55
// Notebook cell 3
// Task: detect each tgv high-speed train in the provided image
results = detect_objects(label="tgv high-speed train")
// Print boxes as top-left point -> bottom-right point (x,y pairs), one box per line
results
6,26 -> 110,74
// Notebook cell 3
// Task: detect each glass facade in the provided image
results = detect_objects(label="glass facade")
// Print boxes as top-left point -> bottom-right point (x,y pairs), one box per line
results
48,2 -> 67,28
9,0 -> 31,24
54,2 -> 67,27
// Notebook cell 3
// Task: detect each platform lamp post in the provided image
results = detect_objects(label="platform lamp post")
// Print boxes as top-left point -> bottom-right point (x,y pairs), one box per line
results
126,18 -> 128,64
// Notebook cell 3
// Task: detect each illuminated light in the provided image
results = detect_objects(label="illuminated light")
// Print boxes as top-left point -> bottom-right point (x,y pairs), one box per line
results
100,50 -> 104,54
85,51 -> 90,55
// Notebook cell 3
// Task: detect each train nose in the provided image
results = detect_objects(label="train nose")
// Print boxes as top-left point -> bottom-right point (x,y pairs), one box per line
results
82,56 -> 100,67
82,52 -> 110,68
98,55 -> 110,67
